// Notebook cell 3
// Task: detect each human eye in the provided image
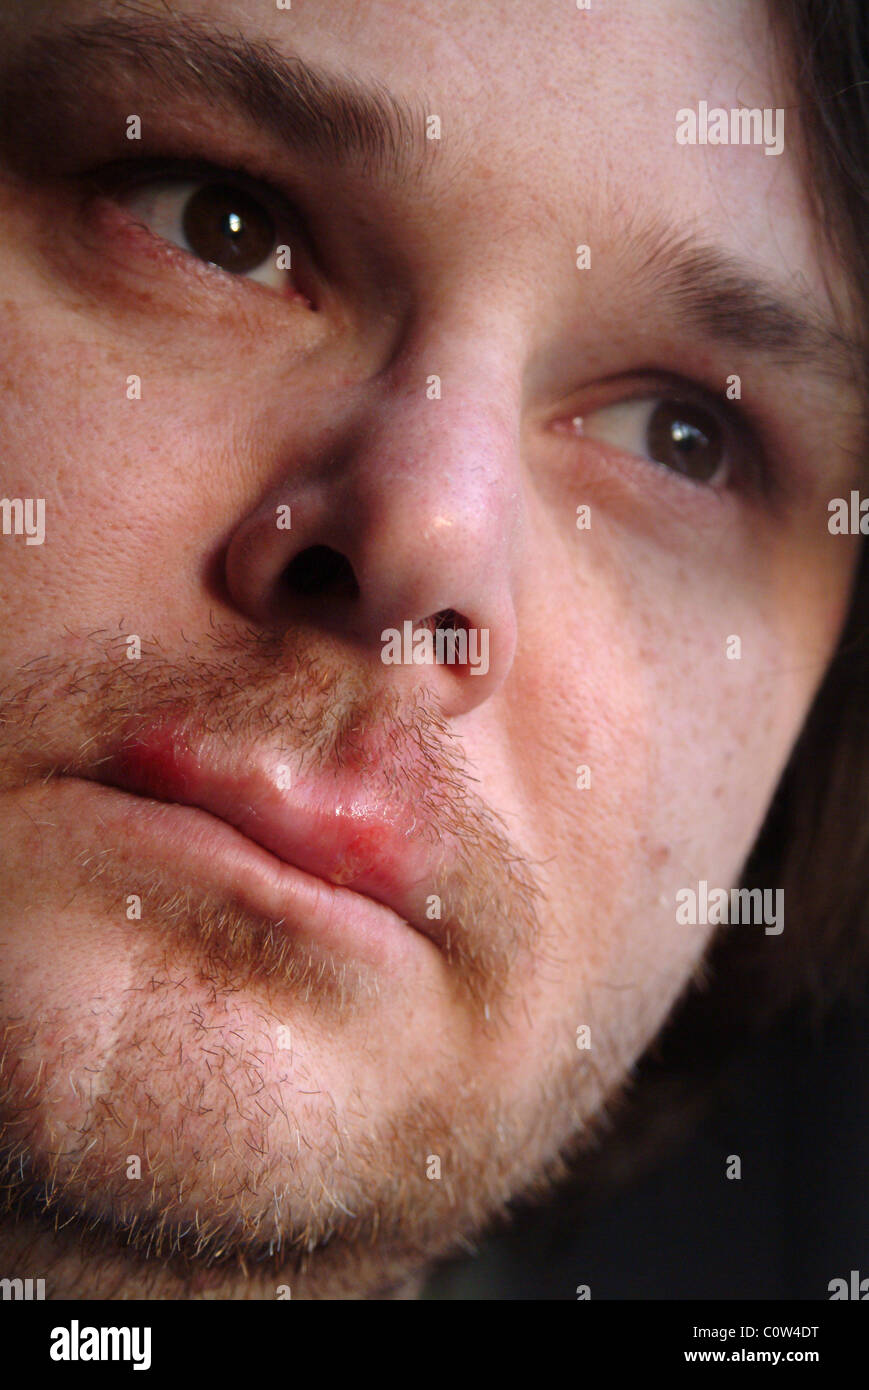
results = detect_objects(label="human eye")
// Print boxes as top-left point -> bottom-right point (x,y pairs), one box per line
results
89,161 -> 315,300
577,392 -> 736,487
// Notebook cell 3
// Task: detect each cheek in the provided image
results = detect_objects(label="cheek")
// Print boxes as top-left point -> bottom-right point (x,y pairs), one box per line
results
514,479 -> 851,877
643,523 -> 856,887
0,299 -> 131,622
499,512 -> 850,1049
0,305 -> 230,638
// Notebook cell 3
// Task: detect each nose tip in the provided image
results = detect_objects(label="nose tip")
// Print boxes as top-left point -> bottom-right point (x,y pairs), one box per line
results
222,386 -> 521,714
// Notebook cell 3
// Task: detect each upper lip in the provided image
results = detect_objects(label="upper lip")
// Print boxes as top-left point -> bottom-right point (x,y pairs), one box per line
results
81,718 -> 446,947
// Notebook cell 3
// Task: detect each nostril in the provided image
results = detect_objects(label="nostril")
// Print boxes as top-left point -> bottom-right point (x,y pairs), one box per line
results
283,545 -> 359,599
431,608 -> 467,633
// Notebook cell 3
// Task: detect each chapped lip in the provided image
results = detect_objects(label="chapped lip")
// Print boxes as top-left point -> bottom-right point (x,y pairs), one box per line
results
79,718 -> 449,949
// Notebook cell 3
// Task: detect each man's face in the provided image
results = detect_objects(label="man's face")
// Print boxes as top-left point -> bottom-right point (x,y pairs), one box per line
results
0,0 -> 862,1297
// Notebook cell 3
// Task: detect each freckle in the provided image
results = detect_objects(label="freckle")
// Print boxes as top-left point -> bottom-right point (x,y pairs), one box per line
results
652,844 -> 670,868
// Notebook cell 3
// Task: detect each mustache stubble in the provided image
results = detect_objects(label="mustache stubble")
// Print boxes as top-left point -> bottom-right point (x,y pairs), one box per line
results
0,621 -> 545,1010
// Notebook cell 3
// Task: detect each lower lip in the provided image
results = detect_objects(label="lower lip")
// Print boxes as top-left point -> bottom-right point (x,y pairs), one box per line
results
53,778 -> 440,973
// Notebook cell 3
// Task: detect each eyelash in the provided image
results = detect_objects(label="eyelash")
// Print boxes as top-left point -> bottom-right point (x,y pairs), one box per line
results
89,153 -> 301,216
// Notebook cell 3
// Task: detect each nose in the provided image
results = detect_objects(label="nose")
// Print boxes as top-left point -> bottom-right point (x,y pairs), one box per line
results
223,387 -> 520,715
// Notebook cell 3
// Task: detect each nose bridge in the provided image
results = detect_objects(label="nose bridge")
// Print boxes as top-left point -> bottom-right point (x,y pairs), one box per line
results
382,310 -> 526,511
345,374 -> 521,624
223,324 -> 525,713
369,381 -> 518,510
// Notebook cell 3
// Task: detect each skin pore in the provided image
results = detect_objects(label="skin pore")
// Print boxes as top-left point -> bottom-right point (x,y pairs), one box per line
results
0,0 -> 864,1298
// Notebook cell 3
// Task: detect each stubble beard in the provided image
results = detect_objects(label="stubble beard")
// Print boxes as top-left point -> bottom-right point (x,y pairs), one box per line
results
0,625 -> 611,1298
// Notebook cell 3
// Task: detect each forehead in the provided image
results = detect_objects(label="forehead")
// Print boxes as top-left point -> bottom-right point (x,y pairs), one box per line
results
216,0 -> 816,285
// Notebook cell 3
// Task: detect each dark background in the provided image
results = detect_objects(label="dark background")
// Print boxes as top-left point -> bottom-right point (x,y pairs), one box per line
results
422,989 -> 869,1299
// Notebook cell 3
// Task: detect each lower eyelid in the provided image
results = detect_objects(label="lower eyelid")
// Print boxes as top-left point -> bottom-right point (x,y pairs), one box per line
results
82,188 -> 316,309
577,397 -> 731,483
120,182 -> 188,246
84,190 -> 196,273
120,179 -> 281,284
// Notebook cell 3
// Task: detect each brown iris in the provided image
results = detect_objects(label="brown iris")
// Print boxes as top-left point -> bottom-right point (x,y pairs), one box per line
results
181,182 -> 276,274
646,400 -> 724,482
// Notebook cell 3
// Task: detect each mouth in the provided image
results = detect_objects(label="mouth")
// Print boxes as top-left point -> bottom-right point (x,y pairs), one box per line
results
71,717 -> 450,954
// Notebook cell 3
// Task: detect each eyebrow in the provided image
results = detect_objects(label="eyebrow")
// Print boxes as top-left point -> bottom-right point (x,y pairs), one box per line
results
2,14 -> 863,394
628,221 -> 861,387
2,14 -> 432,183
